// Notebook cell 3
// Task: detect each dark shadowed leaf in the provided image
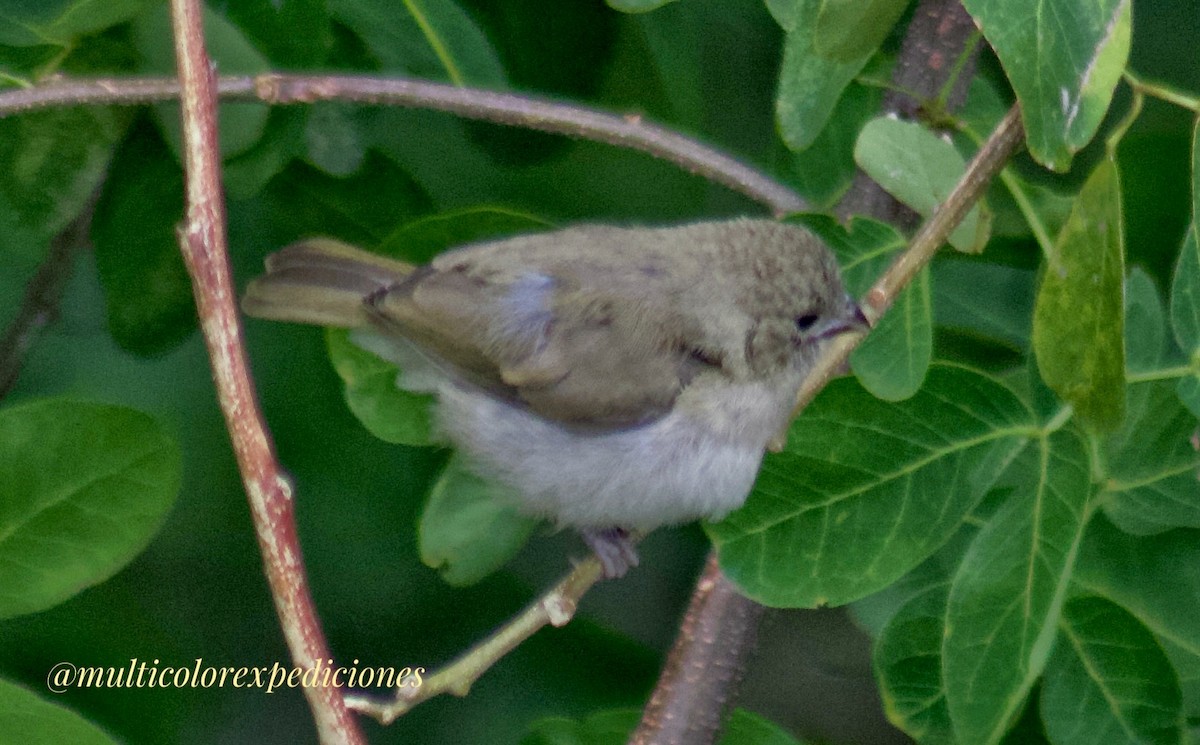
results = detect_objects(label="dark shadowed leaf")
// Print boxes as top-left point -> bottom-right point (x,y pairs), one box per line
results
1041,596 -> 1184,745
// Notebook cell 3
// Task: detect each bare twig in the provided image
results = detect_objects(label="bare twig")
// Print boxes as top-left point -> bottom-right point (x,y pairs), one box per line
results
167,3 -> 362,743
346,557 -> 606,724
0,186 -> 98,398
0,74 -> 805,217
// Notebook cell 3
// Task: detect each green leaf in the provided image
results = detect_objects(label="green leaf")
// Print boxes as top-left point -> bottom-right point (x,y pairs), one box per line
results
1172,231 -> 1200,418
875,583 -> 955,745
1099,270 -> 1200,534
933,260 -> 1036,351
775,0 -> 887,151
133,3 -> 270,159
304,104 -> 365,177
92,119 -> 194,356
1124,268 -> 1168,373
328,0 -> 506,86
1073,518 -> 1200,717
0,677 -> 118,745
1032,157 -> 1126,431
419,455 -> 538,586
605,0 -> 677,12
786,81 -> 881,208
377,207 -> 553,265
521,710 -> 641,745
0,398 -> 181,620
1172,124 -> 1200,350
0,0 -> 149,47
708,364 -> 1032,608
1102,379 -> 1200,535
943,428 -> 1092,745
218,0 -> 334,69
258,153 -> 433,247
0,106 -> 126,264
325,328 -> 435,446
814,0 -> 910,62
1041,596 -> 1184,745
1169,124 -> 1200,409
854,117 -> 989,252
794,215 -> 931,400
960,0 -> 1131,170
222,108 -> 308,200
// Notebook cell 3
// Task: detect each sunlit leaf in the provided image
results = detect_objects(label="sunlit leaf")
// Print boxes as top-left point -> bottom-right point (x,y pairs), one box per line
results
419,455 -> 537,586
0,398 -> 181,620
709,364 -> 1031,608
854,116 -> 989,252
1032,157 -> 1126,431
960,0 -> 1131,170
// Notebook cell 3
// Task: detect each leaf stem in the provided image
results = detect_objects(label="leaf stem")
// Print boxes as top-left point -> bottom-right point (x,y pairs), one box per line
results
1125,364 -> 1196,384
997,168 -> 1060,271
1123,70 -> 1200,112
1041,405 -> 1074,435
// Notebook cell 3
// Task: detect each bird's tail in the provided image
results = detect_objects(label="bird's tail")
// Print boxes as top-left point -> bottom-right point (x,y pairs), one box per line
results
242,238 -> 417,328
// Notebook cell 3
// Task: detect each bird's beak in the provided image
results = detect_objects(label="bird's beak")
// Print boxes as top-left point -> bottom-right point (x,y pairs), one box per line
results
815,294 -> 870,340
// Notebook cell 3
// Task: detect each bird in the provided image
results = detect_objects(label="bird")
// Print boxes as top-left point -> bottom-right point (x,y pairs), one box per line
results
242,218 -> 866,578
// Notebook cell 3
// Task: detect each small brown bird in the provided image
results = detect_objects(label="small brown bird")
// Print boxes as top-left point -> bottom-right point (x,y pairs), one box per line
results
243,219 -> 865,577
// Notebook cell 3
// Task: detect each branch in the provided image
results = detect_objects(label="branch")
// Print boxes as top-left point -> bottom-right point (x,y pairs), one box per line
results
839,0 -> 981,226
0,185 -> 98,399
346,557 -> 606,724
790,104 -> 1025,418
629,555 -> 766,745
167,3 -> 362,744
0,74 -> 805,217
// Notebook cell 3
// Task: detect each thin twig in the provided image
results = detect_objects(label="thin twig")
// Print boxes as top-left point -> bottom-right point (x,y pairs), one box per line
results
346,556 -> 606,724
167,3 -> 362,744
0,186 -> 99,399
0,74 -> 805,217
790,104 -> 1025,418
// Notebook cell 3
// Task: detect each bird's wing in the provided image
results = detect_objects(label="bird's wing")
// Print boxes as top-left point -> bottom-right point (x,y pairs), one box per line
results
368,245 -> 721,428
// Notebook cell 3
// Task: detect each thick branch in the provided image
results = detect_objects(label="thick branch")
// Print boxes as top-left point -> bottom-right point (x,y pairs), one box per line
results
167,3 -> 362,743
839,0 -> 981,225
629,555 -> 766,745
0,74 -> 804,217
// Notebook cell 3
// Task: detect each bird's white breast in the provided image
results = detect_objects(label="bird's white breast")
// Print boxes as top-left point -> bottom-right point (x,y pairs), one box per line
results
433,375 -> 797,530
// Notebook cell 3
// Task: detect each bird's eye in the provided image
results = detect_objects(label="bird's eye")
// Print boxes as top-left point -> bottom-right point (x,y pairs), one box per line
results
795,313 -> 820,332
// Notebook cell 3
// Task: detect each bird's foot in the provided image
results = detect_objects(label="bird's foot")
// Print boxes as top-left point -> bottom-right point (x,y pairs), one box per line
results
579,527 -> 639,579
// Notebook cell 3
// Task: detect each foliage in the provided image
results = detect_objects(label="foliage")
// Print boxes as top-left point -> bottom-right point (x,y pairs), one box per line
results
0,1 -> 1197,744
